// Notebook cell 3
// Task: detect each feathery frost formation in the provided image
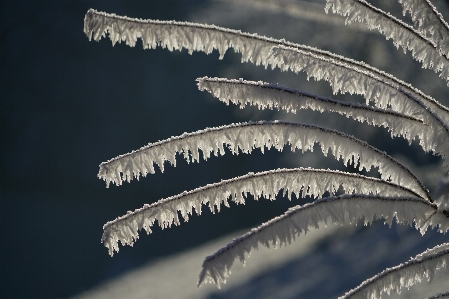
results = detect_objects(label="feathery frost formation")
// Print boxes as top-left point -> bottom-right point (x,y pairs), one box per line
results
269,45 -> 424,115
197,76 -> 426,142
325,0 -> 449,83
84,8 -> 449,126
270,45 -> 449,169
340,245 -> 449,299
198,195 -> 448,287
397,0 -> 449,55
102,168 -> 421,255
86,1 -> 449,297
97,121 -> 430,200
84,8 -> 286,64
415,243 -> 449,260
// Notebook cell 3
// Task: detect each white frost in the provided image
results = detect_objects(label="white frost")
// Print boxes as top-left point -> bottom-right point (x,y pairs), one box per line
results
340,245 -> 449,299
270,45 -> 449,170
415,243 -> 449,260
97,121 -> 430,200
325,0 -> 449,83
397,0 -> 449,55
84,9 -> 449,126
197,76 -> 426,146
101,168 -> 422,256
198,195 -> 445,288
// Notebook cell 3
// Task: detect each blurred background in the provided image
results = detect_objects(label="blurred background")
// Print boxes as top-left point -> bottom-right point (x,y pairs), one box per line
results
1,0 -> 449,298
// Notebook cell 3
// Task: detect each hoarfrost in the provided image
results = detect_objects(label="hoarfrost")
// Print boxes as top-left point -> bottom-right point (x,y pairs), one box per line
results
97,121 -> 430,200
270,45 -> 449,170
198,195 -> 446,288
325,0 -> 449,83
84,9 -> 449,125
101,168 -> 422,256
197,76 -> 425,145
397,0 -> 449,55
340,245 -> 449,299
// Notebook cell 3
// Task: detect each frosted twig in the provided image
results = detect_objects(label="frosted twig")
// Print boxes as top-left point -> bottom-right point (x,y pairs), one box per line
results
340,246 -> 449,299
101,168 -> 422,255
325,0 -> 449,81
415,243 -> 449,260
197,76 -> 425,144
198,195 -> 447,287
97,120 -> 431,201
84,9 -> 449,124
397,0 -> 449,55
270,45 -> 449,170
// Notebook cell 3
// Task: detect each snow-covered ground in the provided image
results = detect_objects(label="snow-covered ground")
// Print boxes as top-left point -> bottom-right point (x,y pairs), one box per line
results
72,220 -> 448,299
73,224 -> 342,299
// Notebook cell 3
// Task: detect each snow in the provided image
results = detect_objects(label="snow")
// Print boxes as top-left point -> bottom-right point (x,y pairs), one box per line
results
73,224 -> 345,299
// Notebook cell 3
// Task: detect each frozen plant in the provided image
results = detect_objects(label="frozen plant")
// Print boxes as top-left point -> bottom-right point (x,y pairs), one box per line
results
84,0 -> 449,298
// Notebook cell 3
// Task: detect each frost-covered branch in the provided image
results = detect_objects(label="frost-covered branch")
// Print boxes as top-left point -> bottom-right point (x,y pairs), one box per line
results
267,44 -> 431,119
198,195 -> 448,287
270,45 -> 449,169
197,76 -> 425,143
101,168 -> 422,256
415,243 -> 449,260
223,0 -> 370,31
340,244 -> 449,299
84,9 -> 449,125
325,0 -> 449,80
87,4 -> 449,296
397,0 -> 449,55
98,120 -> 430,200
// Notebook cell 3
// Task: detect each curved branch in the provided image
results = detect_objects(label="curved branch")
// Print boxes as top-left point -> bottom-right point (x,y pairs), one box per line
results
270,45 -> 449,170
198,195 -> 446,287
340,245 -> 449,299
197,76 -> 425,144
101,168 -> 422,256
397,0 -> 449,55
84,9 -> 449,124
97,120 -> 431,201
